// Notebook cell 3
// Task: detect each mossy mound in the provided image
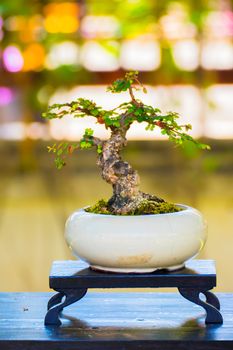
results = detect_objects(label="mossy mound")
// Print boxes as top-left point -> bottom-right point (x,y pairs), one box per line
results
85,199 -> 182,215
133,200 -> 182,215
85,199 -> 111,215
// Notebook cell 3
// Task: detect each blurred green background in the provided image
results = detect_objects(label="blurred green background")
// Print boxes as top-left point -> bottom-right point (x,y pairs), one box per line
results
0,0 -> 232,291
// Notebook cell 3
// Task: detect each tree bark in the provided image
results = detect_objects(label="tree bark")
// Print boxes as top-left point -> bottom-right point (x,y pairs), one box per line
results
97,128 -> 164,215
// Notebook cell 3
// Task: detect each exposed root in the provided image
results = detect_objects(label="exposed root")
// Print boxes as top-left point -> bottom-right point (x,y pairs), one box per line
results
140,191 -> 165,203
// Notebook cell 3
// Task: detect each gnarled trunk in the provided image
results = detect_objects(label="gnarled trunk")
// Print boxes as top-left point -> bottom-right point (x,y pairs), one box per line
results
97,128 -> 164,214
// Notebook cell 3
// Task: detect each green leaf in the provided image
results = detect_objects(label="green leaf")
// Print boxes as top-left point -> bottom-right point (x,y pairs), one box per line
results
107,79 -> 131,93
57,149 -> 63,156
198,143 -> 211,150
84,128 -> 94,136
55,157 -> 65,170
80,140 -> 93,149
97,144 -> 103,154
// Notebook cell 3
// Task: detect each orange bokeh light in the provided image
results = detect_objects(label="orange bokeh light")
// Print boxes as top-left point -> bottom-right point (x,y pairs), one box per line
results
43,3 -> 79,33
23,43 -> 45,71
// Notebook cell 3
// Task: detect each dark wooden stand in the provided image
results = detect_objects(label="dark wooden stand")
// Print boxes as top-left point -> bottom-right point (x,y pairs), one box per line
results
44,259 -> 223,326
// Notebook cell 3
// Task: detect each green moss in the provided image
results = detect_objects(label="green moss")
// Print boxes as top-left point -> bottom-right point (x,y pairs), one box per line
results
132,200 -> 182,215
85,199 -> 182,215
85,199 -> 111,215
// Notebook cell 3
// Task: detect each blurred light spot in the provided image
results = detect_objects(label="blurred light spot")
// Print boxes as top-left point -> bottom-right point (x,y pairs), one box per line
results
3,46 -> 24,72
120,39 -> 160,71
28,15 -> 43,32
4,15 -> 43,42
81,15 -> 120,39
81,41 -> 119,71
0,87 -> 14,106
160,4 -> 196,39
45,42 -> 79,69
155,85 -> 201,137
0,122 -> 26,140
4,16 -> 26,31
201,40 -> 233,70
26,122 -> 49,140
44,3 -> 79,33
20,15 -> 44,42
205,84 -> 233,139
23,43 -> 45,71
173,40 -> 199,71
204,11 -> 233,38
37,85 -> 53,104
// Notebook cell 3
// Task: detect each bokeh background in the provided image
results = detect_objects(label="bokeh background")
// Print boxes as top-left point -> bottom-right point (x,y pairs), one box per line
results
0,0 -> 232,291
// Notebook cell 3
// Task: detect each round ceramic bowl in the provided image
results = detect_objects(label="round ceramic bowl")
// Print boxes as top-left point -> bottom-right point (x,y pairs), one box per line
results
64,204 -> 207,273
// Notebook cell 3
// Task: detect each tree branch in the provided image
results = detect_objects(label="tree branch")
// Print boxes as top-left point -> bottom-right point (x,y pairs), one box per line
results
91,136 -> 103,146
129,86 -> 141,107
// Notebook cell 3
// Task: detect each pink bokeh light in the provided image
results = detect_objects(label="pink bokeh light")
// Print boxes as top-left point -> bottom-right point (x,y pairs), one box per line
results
0,16 -> 3,40
0,87 -> 14,106
3,46 -> 24,73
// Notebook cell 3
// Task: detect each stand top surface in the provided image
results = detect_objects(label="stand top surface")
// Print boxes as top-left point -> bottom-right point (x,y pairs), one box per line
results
49,259 -> 216,289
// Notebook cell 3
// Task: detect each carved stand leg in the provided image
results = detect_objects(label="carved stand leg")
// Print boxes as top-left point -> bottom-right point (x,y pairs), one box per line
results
44,288 -> 87,326
178,287 -> 223,324
203,290 -> 221,310
47,291 -> 65,310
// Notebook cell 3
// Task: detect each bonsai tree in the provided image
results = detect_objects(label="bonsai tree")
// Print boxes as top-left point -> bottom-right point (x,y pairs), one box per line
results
42,71 -> 209,215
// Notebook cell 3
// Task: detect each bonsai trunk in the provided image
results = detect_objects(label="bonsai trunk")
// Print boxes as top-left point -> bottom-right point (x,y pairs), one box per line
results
97,128 -> 164,215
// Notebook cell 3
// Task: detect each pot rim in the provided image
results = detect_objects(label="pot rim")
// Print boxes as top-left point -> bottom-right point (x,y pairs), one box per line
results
79,204 -> 197,218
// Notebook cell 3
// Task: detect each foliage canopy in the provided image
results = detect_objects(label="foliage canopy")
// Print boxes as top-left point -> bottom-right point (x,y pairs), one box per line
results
42,71 -> 210,169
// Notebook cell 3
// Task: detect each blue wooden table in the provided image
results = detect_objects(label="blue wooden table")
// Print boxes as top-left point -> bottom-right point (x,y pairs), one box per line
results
0,291 -> 232,350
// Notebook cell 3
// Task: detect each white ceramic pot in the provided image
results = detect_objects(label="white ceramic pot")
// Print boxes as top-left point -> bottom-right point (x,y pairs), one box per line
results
65,204 -> 207,273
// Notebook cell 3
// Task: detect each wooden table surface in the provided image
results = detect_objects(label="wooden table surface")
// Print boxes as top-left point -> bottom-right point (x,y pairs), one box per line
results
0,292 -> 233,350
